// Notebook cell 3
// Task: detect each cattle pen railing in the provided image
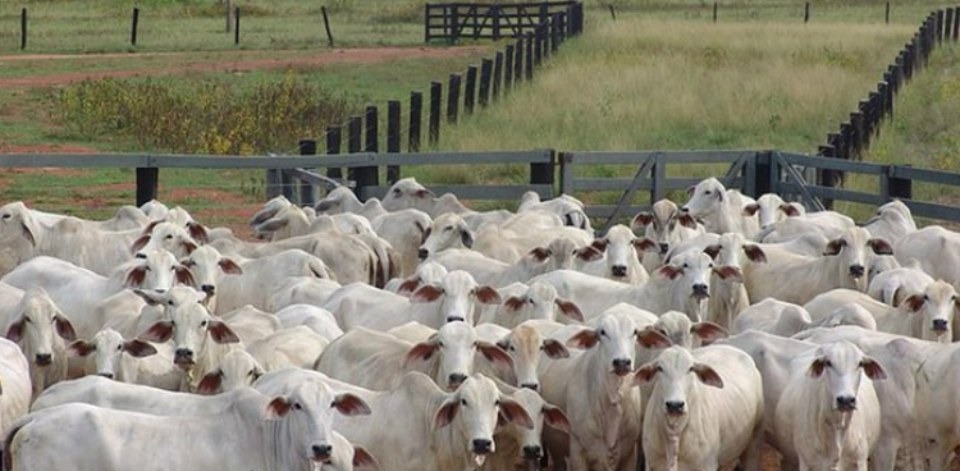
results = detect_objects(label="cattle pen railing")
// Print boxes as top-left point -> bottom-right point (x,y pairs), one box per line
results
425,1 -> 584,43
2,150 -> 959,232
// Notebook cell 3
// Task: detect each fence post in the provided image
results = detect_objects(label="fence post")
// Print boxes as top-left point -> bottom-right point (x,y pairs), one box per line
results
479,59 -> 492,108
131,8 -> 140,47
525,33 -> 534,81
947,8 -> 955,42
234,7 -> 240,45
551,13 -> 560,53
409,91 -> 423,152
514,38 -> 525,84
804,2 -> 810,23
387,100 -> 401,184
534,26 -> 543,65
464,66 -> 478,115
447,74 -> 461,124
938,9 -> 945,44
885,2 -> 890,24
850,112 -> 865,158
492,5 -> 501,41
954,7 -> 959,40
530,150 -> 555,197
493,51 -> 503,101
326,125 -> 342,181
429,81 -> 442,145
753,151 -> 772,197
321,6 -> 335,47
886,166 -> 913,200
817,145 -> 837,210
713,2 -> 718,23
651,153 -> 667,203
424,3 -> 431,42
136,167 -> 159,207
298,139 -> 317,207
20,8 -> 27,50
504,44 -> 515,91
355,106 -> 380,199
346,116 -> 363,197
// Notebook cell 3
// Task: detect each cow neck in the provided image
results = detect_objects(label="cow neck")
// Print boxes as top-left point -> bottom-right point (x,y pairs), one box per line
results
577,344 -> 629,451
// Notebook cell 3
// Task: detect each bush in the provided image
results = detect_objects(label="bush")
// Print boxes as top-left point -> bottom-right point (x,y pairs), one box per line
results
56,72 -> 355,155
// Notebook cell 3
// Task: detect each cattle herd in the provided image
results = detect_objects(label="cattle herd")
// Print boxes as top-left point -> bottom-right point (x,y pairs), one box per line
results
0,175 -> 957,471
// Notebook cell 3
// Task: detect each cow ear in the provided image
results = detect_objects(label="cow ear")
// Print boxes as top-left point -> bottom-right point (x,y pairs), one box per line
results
574,246 -> 603,262
208,321 -> 240,344
180,240 -> 198,255
633,362 -> 659,385
712,266 -> 743,282
686,185 -> 696,197
139,321 -> 175,343
124,266 -> 148,288
130,234 -> 151,255
543,403 -> 571,433
123,339 -> 158,358
20,221 -> 36,247
175,265 -> 196,286
677,214 -> 698,228
868,238 -> 894,256
477,341 -> 514,369
808,357 -> 828,378
542,339 -> 570,359
187,223 -> 208,244
717,191 -> 724,202
823,239 -> 845,256
257,218 -> 288,233
903,294 -> 925,313
703,244 -> 721,260
632,212 -> 654,228
4,318 -> 25,343
473,286 -> 502,305
397,277 -> 422,294
691,363 -> 724,388
503,296 -> 526,312
67,340 -> 97,357
636,327 -> 672,349
197,371 -> 224,395
404,341 -> 440,366
590,239 -> 609,252
633,237 -> 658,253
460,229 -> 475,249
743,244 -> 767,263
433,398 -> 460,429
410,285 -> 443,303
566,329 -> 600,349
420,227 -> 432,244
657,264 -> 683,280
860,357 -> 887,380
528,247 -> 552,262
265,397 -> 293,419
352,446 -> 380,471
779,204 -> 801,217
742,203 -> 760,217
690,322 -> 728,345
218,258 -> 243,275
53,315 -> 77,341
132,288 -> 166,306
332,393 -> 371,416
498,397 -> 534,430
555,299 -> 584,322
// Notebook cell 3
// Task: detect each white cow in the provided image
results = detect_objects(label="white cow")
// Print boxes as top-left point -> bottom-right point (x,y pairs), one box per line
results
195,349 -> 266,395
417,213 -> 476,260
323,271 -> 501,331
579,225 -> 656,284
369,209 -> 432,278
314,186 -> 388,220
867,263 -> 933,306
895,225 -> 960,288
680,178 -> 759,238
474,322 -> 570,391
245,326 -> 329,372
863,199 -> 916,244
3,288 -> 77,399
734,298 -> 875,337
66,328 -> 162,382
273,304 -> 343,342
911,342 -> 960,471
314,322 -> 511,391
131,221 -> 201,260
635,345 -> 764,471
773,341 -> 884,471
0,337 -> 30,433
484,381 -> 571,471
632,199 -> 705,273
428,246 -> 560,288
264,276 -> 342,312
518,191 -> 592,232
476,281 -> 584,328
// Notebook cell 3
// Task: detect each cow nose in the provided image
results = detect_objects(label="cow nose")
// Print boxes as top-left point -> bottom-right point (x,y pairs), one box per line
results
472,439 -> 493,455
933,319 -> 949,332
445,316 -> 465,323
665,400 -> 685,415
418,248 -> 430,260
520,383 -> 539,391
174,349 -> 195,366
135,253 -> 147,259
849,264 -> 865,278
311,444 -> 332,462
680,206 -> 690,213
692,283 -> 709,299
523,445 -> 542,459
659,243 -> 670,254
98,372 -> 115,379
153,288 -> 166,294
448,373 -> 467,387
200,284 -> 215,296
836,396 -> 857,411
611,265 -> 628,278
35,353 -> 52,366
611,358 -> 632,376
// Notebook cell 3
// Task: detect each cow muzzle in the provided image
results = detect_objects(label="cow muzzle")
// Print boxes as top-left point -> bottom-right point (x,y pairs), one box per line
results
472,439 -> 493,455
691,283 -> 709,300
311,444 -> 333,463
174,349 -> 195,369
611,358 -> 632,376
665,400 -> 686,416
35,353 -> 52,367
836,395 -> 857,412
611,265 -> 628,278
849,264 -> 865,278
933,319 -> 950,333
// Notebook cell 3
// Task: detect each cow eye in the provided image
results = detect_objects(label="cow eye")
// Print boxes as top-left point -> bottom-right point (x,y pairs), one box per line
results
599,329 -> 607,337
924,295 -> 930,301
443,226 -> 453,232
144,267 -> 152,272
165,235 -> 173,240
200,320 -> 208,328
682,263 -> 689,269
708,263 -> 714,268
460,399 -> 468,406
116,345 -> 123,351
393,188 -> 401,195
1,214 -> 9,220
437,341 -> 444,348
823,360 -> 832,368
293,403 -> 303,411
704,190 -> 711,195
508,345 -> 516,352
167,300 -> 174,306
657,328 -> 668,336
655,365 -> 663,372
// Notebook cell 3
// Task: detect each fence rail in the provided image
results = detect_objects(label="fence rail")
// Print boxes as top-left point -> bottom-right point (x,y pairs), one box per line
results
425,1 -> 583,43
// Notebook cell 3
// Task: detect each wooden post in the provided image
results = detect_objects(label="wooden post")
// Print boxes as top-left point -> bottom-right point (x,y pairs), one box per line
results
504,44 -> 515,91
492,5 -> 501,41
817,145 -> 837,210
885,2 -> 890,24
20,8 -> 26,50
355,106 -> 380,197
234,7 -> 240,45
424,3 -> 430,43
450,5 -> 460,43
387,100 -> 401,184
804,2 -> 810,23
534,26 -> 543,65
429,82 -> 441,145
525,33 -> 534,81
954,7 -> 960,40
608,5 -> 616,20
552,13 -> 561,52
346,116 -> 363,197
493,51 -> 503,100
713,2 -> 718,23
946,8 -> 955,42
299,139 -> 317,207
530,150 -> 555,196
887,166 -> 913,200
321,6 -> 334,47
131,8 -> 140,47
514,38 -> 525,84
225,0 -> 232,33
479,59 -> 492,108
409,91 -> 423,152
280,157 -> 295,202
465,66 -> 477,115
447,73 -> 461,124
326,125 -> 342,181
937,10 -> 945,44
136,168 -> 159,207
